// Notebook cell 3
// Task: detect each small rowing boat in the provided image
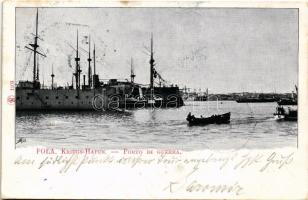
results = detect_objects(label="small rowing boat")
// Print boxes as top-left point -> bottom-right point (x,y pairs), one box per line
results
186,112 -> 231,126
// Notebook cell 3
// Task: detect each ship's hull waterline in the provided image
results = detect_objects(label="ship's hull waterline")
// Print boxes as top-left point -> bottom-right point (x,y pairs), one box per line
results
16,89 -> 105,111
16,88 -> 184,111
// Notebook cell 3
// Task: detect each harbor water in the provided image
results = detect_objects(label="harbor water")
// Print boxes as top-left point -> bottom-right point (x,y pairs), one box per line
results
16,101 -> 297,150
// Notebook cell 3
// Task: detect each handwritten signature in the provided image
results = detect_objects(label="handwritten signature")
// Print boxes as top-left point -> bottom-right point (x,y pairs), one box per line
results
163,165 -> 243,195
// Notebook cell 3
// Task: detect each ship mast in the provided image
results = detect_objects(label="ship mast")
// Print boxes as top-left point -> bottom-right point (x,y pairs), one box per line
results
130,57 -> 135,83
93,44 -> 96,75
87,35 -> 92,88
51,64 -> 55,89
148,33 -> 156,104
36,56 -> 39,80
25,8 -> 46,89
74,30 -> 81,96
83,75 -> 86,88
78,35 -> 82,92
71,75 -> 74,88
150,33 -> 154,90
33,9 -> 39,84
92,43 -> 98,89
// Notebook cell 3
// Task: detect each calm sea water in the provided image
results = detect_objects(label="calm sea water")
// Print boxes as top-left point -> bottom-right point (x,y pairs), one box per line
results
16,101 -> 297,150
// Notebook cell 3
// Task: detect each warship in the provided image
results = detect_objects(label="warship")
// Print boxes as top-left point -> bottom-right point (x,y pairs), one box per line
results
193,88 -> 208,101
277,85 -> 298,106
16,9 -> 109,110
101,34 -> 184,109
141,34 -> 184,108
273,85 -> 298,121
16,9 -> 183,111
236,93 -> 277,103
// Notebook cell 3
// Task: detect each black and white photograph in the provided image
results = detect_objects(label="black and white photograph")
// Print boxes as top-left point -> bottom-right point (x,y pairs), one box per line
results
15,7 -> 298,150
3,2 -> 308,199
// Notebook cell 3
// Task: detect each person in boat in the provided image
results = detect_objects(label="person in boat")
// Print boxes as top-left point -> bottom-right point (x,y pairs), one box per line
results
187,112 -> 191,118
186,112 -> 195,121
187,112 -> 192,121
277,106 -> 285,115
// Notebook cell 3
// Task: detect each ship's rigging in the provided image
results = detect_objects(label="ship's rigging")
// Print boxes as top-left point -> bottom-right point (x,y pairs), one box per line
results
74,30 -> 81,96
19,51 -> 33,80
24,8 -> 46,89
21,9 -> 175,91
147,34 -> 170,88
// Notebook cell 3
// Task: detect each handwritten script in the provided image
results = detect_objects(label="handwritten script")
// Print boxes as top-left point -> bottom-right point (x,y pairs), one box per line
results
14,149 -> 295,195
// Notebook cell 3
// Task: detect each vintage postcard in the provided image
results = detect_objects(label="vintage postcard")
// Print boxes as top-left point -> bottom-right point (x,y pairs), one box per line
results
1,0 -> 308,199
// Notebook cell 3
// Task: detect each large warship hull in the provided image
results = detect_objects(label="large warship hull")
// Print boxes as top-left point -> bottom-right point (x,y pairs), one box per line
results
16,89 -> 104,110
16,82 -> 184,110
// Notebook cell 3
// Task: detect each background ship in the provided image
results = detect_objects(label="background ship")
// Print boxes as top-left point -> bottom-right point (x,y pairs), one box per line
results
236,97 -> 277,103
277,85 -> 298,105
236,86 -> 298,104
141,34 -> 184,108
273,85 -> 297,121
193,88 -> 208,101
236,93 -> 278,103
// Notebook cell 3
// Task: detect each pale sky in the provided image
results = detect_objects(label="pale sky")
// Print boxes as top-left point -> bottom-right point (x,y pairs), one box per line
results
16,8 -> 298,93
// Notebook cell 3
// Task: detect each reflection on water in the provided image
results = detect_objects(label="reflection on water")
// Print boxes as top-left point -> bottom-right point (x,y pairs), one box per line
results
16,101 -> 297,150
